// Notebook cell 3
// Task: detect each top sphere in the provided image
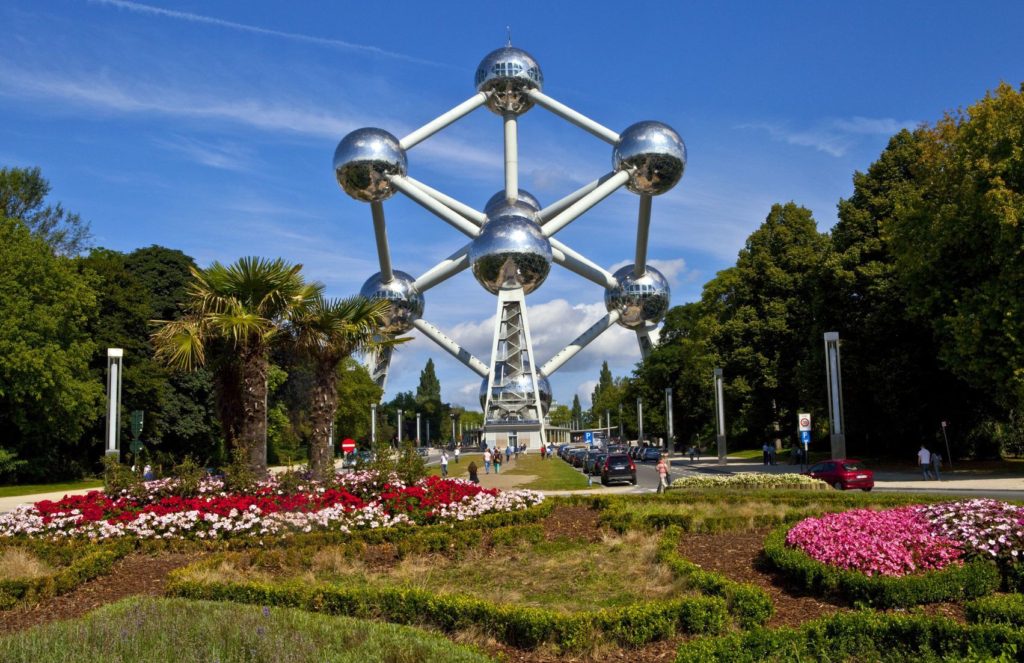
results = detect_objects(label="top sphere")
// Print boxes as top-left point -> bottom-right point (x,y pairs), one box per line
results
359,270 -> 424,334
484,189 -> 542,216
334,128 -> 407,202
612,121 -> 687,195
475,47 -> 543,115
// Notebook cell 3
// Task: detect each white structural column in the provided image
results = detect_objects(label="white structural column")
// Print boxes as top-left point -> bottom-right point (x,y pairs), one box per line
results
388,175 -> 481,238
370,201 -> 394,282
541,170 -> 631,237
399,92 -> 489,150
549,238 -> 617,289
412,318 -> 489,377
413,245 -> 472,293
482,288 -> 546,448
403,176 -> 486,226
539,310 -> 620,377
636,325 -> 660,359
634,194 -> 653,277
526,89 -> 620,144
368,343 -> 394,391
503,113 -> 519,204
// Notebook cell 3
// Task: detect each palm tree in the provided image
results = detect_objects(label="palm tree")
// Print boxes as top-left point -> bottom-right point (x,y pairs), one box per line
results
151,257 -> 320,473
291,295 -> 396,477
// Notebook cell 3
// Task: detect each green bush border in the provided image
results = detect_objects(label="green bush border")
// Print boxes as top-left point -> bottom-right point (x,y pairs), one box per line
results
763,523 -> 1001,608
966,593 -> 1024,626
675,610 -> 1024,662
0,540 -> 134,608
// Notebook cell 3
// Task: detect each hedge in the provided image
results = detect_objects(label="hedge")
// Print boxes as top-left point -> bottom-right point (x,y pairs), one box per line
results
966,593 -> 1024,626
165,571 -> 729,652
763,524 -> 1001,608
675,610 -> 1024,662
0,540 -> 134,608
656,526 -> 773,628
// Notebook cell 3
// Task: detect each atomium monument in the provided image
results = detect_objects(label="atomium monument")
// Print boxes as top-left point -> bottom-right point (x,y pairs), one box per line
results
335,44 -> 685,449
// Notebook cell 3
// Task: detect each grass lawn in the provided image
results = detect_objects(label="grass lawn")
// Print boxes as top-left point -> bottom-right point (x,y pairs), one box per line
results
0,596 -> 492,663
0,480 -> 103,498
428,452 -> 591,490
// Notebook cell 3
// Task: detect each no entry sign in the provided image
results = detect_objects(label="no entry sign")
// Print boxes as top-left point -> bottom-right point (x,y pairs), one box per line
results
341,438 -> 356,453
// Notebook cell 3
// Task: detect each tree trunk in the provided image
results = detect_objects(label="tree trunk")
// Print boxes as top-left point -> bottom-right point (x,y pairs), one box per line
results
238,345 -> 269,474
308,359 -> 340,478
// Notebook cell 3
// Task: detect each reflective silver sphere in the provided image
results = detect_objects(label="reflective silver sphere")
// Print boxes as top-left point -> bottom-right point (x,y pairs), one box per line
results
605,264 -> 670,329
359,270 -> 424,334
470,213 -> 552,295
479,373 -> 552,415
475,46 -> 543,115
484,189 -> 541,216
612,121 -> 687,195
334,128 -> 407,202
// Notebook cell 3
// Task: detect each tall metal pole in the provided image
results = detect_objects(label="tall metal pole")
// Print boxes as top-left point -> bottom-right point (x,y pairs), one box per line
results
105,348 -> 123,459
451,413 -> 456,447
665,387 -> 673,452
426,420 -> 431,446
618,403 -> 623,439
636,397 -> 644,445
606,409 -> 611,441
370,403 -> 377,445
824,332 -> 846,459
416,412 -> 421,445
713,368 -> 727,465
397,409 -> 403,445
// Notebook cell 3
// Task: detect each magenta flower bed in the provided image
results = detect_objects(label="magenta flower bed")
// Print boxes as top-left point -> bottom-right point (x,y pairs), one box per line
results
918,499 -> 1024,564
786,507 -> 964,577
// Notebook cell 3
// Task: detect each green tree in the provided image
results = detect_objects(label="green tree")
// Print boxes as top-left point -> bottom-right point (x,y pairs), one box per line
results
0,217 -> 102,479
547,403 -> 572,428
333,358 -> 384,447
151,257 -> 320,473
571,394 -> 583,428
415,359 -> 443,444
0,166 -> 91,255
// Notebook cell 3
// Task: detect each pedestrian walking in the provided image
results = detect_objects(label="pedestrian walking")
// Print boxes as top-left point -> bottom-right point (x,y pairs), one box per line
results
656,456 -> 670,493
918,445 -> 933,480
454,447 -> 460,463
931,450 -> 943,481
493,450 -> 502,474
440,451 -> 449,478
467,461 -> 479,484
762,443 -> 771,466
484,449 -> 492,474
505,446 -> 512,463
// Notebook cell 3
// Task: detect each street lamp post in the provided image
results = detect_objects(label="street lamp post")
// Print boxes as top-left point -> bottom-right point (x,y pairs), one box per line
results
824,332 -> 846,459
370,403 -> 377,445
636,397 -> 644,445
450,412 -> 456,448
397,409 -> 403,446
664,387 -> 673,452
618,403 -> 623,439
713,368 -> 727,465
105,348 -> 123,459
416,412 -> 421,445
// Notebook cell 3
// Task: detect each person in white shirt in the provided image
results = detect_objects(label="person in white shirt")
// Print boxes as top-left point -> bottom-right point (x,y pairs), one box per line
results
484,449 -> 492,474
918,445 -> 933,480
453,447 -> 460,463
440,452 -> 449,477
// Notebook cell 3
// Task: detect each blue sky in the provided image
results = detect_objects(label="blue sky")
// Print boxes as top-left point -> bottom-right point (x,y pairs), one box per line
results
2,1 -> 1021,412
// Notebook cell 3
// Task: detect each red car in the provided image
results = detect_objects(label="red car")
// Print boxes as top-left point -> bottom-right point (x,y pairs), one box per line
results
803,458 -> 874,491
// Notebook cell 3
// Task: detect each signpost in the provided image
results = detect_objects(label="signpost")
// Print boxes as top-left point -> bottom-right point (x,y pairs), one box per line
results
584,431 -> 594,447
129,410 -> 144,458
341,438 -> 356,454
940,420 -> 954,471
798,413 -> 811,470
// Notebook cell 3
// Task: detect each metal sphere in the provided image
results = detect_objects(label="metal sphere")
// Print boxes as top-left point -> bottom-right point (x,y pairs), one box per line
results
470,213 -> 552,295
604,264 -> 671,330
612,121 -> 687,195
484,189 -> 541,216
474,46 -> 543,115
359,270 -> 424,334
333,128 -> 407,202
479,374 -> 552,415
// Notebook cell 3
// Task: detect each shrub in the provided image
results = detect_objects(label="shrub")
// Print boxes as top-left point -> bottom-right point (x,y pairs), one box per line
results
222,447 -> 259,494
669,473 -> 828,490
101,455 -> 144,497
966,593 -> 1024,626
170,456 -> 205,498
763,524 -> 1001,607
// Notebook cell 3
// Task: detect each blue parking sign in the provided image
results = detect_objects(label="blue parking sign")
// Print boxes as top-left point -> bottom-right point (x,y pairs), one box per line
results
584,431 -> 593,444
800,430 -> 811,445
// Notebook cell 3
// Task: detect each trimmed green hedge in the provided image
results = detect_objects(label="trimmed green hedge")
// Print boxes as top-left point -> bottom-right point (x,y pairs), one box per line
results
763,524 -> 1001,608
0,540 -> 134,608
165,571 -> 729,652
657,526 -> 773,628
966,593 -> 1024,626
675,610 -> 1024,662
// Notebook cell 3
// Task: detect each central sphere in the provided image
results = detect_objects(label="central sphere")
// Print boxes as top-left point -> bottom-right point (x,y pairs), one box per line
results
359,270 -> 423,334
604,264 -> 670,329
480,374 -> 552,415
470,212 -> 551,295
334,128 -> 407,202
612,121 -> 687,196
475,46 -> 543,115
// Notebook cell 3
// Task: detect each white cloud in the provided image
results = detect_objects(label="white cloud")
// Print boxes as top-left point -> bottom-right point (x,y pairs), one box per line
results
152,135 -> 256,171
737,116 -> 918,157
576,379 -> 598,409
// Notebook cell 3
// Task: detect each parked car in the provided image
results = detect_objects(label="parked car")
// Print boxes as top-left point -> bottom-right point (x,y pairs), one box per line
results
601,454 -> 637,486
584,452 -> 608,475
570,448 -> 589,468
803,458 -> 874,491
416,447 -> 430,458
342,449 -> 374,468
638,447 -> 662,462
606,444 -> 628,455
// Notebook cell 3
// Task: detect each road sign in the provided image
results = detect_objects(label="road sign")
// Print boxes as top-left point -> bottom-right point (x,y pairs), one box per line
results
798,413 -> 811,432
800,430 -> 811,445
584,431 -> 593,445
341,438 -> 356,453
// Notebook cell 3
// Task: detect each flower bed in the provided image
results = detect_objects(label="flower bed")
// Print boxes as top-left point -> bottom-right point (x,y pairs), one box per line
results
0,473 -> 543,541
669,473 -> 827,491
917,499 -> 1024,565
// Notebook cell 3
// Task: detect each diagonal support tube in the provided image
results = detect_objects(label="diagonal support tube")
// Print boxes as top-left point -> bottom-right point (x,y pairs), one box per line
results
403,176 -> 486,226
399,92 -> 489,150
412,318 -> 489,377
636,325 -> 661,359
550,238 -> 617,289
389,175 -> 481,238
370,201 -> 394,283
412,245 -> 471,293
527,89 -> 620,145
537,171 -> 620,223
541,170 -> 631,237
539,310 -> 621,377
634,194 -> 652,277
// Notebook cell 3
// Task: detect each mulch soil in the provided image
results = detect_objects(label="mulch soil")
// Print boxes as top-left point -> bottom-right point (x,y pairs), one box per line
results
0,552 -> 200,636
